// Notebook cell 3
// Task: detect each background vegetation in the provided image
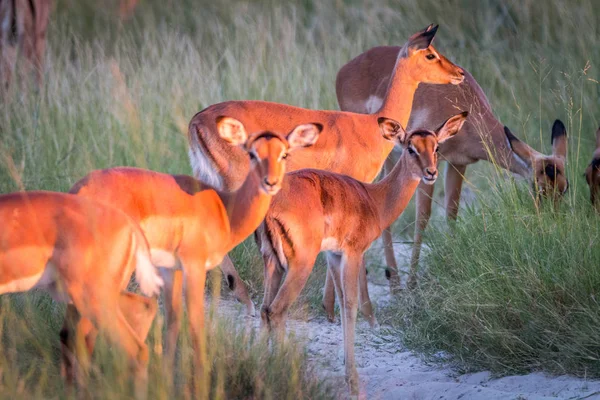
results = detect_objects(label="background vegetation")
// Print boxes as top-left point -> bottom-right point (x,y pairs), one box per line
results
1,0 -> 599,397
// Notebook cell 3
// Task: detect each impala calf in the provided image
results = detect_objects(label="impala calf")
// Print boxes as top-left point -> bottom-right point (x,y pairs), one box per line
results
504,120 -> 569,199
0,191 -> 163,397
585,127 -> 600,211
188,24 -> 464,315
257,112 -> 468,395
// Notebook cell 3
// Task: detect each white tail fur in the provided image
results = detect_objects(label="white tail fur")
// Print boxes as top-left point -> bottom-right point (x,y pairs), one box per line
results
135,249 -> 164,297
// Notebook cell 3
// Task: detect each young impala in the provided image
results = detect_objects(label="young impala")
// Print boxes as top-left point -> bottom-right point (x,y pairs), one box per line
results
63,118 -> 321,394
585,127 -> 600,211
335,31 -> 568,293
0,191 -> 163,397
188,24 -> 465,316
505,120 -> 569,199
257,112 -> 468,396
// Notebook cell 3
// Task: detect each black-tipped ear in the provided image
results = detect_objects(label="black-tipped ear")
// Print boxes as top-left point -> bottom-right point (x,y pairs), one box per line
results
377,117 -> 407,143
504,126 -> 535,169
551,119 -> 567,159
407,24 -> 438,52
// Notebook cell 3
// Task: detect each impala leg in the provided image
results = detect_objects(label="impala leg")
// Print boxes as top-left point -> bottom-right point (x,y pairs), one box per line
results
60,304 -> 92,390
326,253 -> 345,332
358,255 -> 377,328
382,156 -> 401,292
220,254 -> 255,316
340,252 -> 361,396
263,255 -> 317,338
160,268 -> 183,368
445,163 -> 467,221
322,268 -> 336,323
183,265 -> 209,400
260,253 -> 283,328
408,181 -> 435,289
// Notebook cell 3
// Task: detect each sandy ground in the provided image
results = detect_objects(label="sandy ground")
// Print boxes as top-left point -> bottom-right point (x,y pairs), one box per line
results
217,237 -> 600,400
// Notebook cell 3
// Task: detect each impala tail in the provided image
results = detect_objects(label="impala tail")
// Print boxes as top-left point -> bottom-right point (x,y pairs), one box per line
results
132,227 -> 164,297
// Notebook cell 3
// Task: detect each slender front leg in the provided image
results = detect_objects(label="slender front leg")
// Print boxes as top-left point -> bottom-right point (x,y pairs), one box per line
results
322,264 -> 337,323
341,253 -> 361,396
382,156 -> 401,291
160,268 -> 183,369
445,163 -> 467,221
263,255 -> 317,338
183,264 -> 209,400
260,253 -> 284,328
220,254 -> 255,316
408,181 -> 435,289
358,255 -> 377,328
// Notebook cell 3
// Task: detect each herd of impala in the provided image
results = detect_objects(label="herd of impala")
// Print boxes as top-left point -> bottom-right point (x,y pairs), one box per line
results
2,16 -> 600,398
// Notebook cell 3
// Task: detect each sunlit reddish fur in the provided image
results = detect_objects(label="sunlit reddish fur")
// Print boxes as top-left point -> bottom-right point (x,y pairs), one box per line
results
0,191 -> 162,396
257,112 -> 467,396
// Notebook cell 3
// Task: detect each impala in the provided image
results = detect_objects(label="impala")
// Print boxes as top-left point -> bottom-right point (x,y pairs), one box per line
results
335,38 -> 567,292
0,191 -> 163,397
0,0 -> 51,88
63,118 -> 321,394
505,120 -> 569,199
585,127 -> 600,211
257,112 -> 468,396
188,24 -> 465,315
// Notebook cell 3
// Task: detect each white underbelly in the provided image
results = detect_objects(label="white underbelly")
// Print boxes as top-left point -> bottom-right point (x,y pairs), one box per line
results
321,237 -> 340,252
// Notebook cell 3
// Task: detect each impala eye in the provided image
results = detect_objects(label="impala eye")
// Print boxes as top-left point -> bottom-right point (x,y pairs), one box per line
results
281,153 -> 288,160
249,152 -> 257,160
435,147 -> 439,153
407,147 -> 416,155
426,54 -> 436,60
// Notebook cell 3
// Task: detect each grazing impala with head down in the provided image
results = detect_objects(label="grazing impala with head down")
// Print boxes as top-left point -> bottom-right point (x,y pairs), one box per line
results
257,112 -> 468,396
0,191 -> 163,397
335,38 -> 567,293
64,118 -> 321,397
188,24 -> 465,314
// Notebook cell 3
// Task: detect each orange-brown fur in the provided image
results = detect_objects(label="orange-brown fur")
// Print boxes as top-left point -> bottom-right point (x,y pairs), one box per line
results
0,191 -> 162,396
257,112 -> 467,395
584,127 -> 600,210
64,120 -> 321,396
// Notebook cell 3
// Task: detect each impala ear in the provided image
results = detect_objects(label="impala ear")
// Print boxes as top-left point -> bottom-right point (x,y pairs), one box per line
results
377,117 -> 407,143
407,24 -> 438,53
216,116 -> 248,146
286,123 -> 323,150
504,126 -> 538,169
436,111 -> 468,143
551,119 -> 567,159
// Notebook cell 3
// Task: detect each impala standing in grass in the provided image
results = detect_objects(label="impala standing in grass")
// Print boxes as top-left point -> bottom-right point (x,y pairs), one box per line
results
257,112 -> 468,396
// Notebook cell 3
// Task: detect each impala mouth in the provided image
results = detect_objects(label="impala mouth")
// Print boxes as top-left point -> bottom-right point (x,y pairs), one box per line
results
450,75 -> 465,85
261,183 -> 281,196
422,175 -> 437,185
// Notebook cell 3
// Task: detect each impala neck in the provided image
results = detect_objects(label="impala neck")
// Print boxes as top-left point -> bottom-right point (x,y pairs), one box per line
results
375,58 -> 420,127
368,154 -> 421,230
219,165 -> 271,249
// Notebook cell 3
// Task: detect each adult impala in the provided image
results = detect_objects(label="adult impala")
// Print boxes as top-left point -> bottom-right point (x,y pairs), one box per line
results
63,118 -> 321,395
0,191 -> 163,397
335,39 -> 567,290
188,24 -> 464,312
257,112 -> 467,396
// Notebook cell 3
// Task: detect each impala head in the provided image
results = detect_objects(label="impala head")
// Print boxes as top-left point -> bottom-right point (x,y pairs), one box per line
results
378,111 -> 468,184
216,117 -> 322,195
584,126 -> 600,211
505,120 -> 569,199
399,24 -> 465,85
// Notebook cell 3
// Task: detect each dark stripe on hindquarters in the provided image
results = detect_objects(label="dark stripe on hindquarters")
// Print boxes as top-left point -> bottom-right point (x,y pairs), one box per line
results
273,217 -> 294,260
9,0 -> 17,45
27,0 -> 35,21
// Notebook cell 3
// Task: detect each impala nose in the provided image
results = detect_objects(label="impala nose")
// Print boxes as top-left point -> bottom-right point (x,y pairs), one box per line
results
425,168 -> 437,178
264,177 -> 279,188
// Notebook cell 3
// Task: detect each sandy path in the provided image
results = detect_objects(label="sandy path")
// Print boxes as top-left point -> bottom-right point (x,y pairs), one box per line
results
217,239 -> 600,399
